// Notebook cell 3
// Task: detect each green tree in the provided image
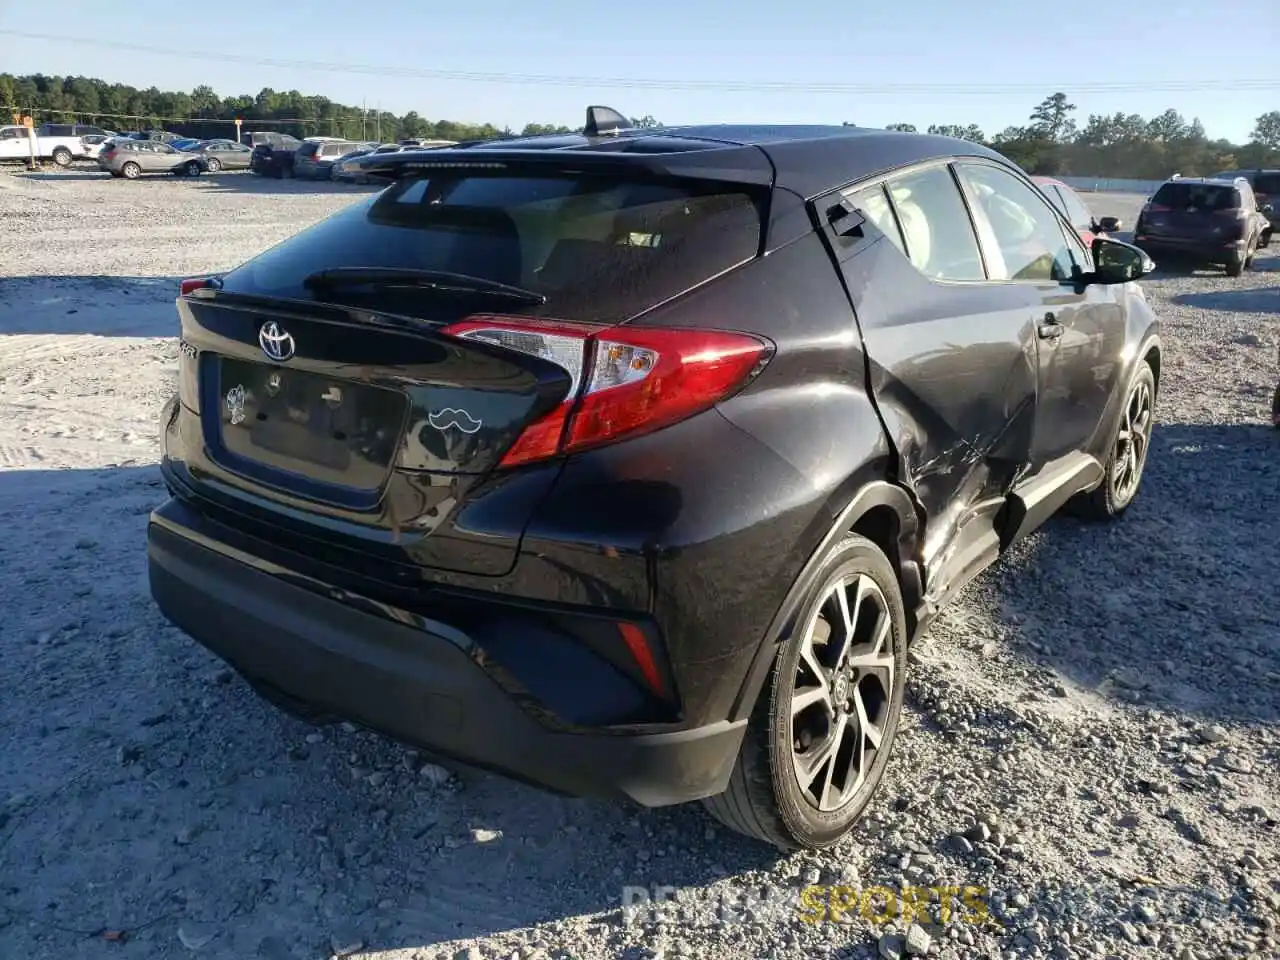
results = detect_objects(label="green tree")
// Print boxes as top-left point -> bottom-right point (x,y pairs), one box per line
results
885,122 -> 917,133
926,123 -> 985,143
1250,111 -> 1280,149
1029,92 -> 1077,142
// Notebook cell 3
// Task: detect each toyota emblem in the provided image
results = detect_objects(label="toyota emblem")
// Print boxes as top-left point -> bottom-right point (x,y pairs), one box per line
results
259,321 -> 295,362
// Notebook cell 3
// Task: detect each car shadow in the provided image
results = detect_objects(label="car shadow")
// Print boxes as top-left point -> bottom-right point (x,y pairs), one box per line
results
0,464 -> 780,959
988,422 -> 1280,726
0,275 -> 182,337
1172,286 -> 1280,314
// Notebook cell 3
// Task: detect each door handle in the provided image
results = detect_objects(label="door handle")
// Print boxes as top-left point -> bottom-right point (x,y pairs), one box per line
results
1037,312 -> 1063,341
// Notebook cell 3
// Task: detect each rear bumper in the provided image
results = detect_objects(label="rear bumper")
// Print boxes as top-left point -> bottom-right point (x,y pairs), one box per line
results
146,506 -> 746,807
1134,234 -> 1247,262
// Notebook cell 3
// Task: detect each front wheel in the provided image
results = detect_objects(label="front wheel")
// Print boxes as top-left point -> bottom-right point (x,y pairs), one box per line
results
702,534 -> 907,850
184,160 -> 201,177
1067,362 -> 1156,520
1271,381 -> 1280,429
51,146 -> 73,167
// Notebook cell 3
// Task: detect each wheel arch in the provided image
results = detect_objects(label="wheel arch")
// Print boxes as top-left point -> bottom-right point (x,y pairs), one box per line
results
727,479 -> 922,723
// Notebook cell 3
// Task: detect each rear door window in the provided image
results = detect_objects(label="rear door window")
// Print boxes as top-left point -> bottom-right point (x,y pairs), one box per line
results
222,173 -> 765,323
846,183 -> 908,257
880,164 -> 987,281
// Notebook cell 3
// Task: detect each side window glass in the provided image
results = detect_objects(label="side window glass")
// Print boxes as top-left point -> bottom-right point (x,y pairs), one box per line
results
883,165 -> 987,281
846,183 -> 908,257
1061,188 -> 1094,229
956,163 -> 1078,282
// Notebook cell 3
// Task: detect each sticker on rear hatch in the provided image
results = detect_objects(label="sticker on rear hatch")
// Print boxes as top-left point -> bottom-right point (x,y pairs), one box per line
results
225,384 -> 247,425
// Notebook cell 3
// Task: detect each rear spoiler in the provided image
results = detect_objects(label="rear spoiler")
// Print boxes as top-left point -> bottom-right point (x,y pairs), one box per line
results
347,145 -> 776,188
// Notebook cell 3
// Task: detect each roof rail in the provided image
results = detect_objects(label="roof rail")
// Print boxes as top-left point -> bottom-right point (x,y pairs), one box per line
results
584,105 -> 632,137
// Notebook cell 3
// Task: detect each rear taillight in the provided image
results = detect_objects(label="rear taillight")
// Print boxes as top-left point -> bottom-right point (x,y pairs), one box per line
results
1147,204 -> 1171,213
441,315 -> 773,468
179,276 -> 222,297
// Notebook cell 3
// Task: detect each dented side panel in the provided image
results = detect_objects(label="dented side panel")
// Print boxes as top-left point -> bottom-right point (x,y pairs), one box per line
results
826,235 -> 1042,577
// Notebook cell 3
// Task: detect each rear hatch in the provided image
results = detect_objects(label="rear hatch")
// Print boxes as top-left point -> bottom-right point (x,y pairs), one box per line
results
175,167 -> 767,575
1142,181 -> 1241,238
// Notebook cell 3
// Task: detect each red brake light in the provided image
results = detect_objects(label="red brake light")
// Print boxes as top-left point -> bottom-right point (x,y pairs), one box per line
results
441,315 -> 772,468
1147,204 -> 1172,213
179,276 -> 221,297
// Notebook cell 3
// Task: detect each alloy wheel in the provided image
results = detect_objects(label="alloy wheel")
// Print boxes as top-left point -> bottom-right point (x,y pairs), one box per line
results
1113,377 -> 1153,502
790,573 -> 895,812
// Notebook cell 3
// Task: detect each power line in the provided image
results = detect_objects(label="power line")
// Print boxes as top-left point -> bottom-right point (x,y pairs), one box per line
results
3,30 -> 1278,95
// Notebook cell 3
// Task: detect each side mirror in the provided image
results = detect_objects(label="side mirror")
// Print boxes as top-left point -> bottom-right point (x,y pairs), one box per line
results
1263,203 -> 1274,214
1096,216 -> 1122,233
1085,237 -> 1154,284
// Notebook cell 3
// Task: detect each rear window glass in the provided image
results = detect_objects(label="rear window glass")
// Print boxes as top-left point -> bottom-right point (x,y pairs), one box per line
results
1152,182 -> 1238,210
297,142 -> 321,157
222,174 -> 764,323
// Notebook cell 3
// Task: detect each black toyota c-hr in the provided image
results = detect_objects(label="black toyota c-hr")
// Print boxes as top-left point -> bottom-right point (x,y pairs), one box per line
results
149,107 -> 1162,850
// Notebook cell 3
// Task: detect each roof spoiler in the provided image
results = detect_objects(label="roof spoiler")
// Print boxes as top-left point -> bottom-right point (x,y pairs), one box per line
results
584,105 -> 632,137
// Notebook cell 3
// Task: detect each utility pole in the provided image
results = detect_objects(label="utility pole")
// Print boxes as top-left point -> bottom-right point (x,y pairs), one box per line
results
376,103 -> 381,143
361,99 -> 366,140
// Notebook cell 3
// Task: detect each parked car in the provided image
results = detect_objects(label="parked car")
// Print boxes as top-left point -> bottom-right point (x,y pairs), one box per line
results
1133,176 -> 1272,276
170,138 -> 205,152
98,138 -> 206,179
152,109 -> 1161,851
78,134 -> 112,160
249,135 -> 310,178
399,138 -> 458,149
293,139 -> 377,179
1215,169 -> 1280,236
245,131 -> 301,150
1032,176 -> 1122,244
186,139 -> 253,172
0,124 -> 89,167
332,144 -> 402,182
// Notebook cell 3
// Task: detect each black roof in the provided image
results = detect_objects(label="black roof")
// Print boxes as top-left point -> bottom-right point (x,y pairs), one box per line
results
355,123 -> 1010,199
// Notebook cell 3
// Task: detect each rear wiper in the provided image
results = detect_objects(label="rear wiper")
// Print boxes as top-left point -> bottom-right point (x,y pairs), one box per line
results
302,267 -> 547,305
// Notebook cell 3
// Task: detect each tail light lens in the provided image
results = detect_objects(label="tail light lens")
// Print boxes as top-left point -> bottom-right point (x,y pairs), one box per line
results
179,276 -> 222,297
1147,204 -> 1171,213
441,315 -> 773,468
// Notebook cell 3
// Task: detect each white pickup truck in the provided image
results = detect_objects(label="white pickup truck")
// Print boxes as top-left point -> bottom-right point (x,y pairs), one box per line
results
0,125 -> 88,167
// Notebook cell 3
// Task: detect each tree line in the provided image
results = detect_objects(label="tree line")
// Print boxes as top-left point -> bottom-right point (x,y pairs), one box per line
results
3,73 -> 1278,179
882,93 -> 1280,180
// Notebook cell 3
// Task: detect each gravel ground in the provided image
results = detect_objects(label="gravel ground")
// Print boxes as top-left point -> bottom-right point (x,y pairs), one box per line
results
1,169 -> 1277,960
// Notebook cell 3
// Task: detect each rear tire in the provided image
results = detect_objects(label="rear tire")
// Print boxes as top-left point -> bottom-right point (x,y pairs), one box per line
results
1271,382 -> 1280,429
1226,251 -> 1245,277
205,157 -> 221,173
121,161 -> 140,180
1067,362 -> 1156,520
184,160 -> 201,177
51,146 -> 73,167
702,534 -> 907,850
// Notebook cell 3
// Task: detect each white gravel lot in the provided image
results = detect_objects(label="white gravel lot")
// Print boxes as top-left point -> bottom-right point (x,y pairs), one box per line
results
1,168 -> 1277,960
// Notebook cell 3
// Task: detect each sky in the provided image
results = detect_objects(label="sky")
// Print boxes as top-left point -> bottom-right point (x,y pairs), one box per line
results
1,1 -> 1276,142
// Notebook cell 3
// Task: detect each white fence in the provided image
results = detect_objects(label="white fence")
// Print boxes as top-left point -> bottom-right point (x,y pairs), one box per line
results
1058,176 -> 1165,196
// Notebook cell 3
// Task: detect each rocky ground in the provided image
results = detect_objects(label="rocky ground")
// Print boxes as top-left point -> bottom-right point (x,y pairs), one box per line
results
0,169 -> 1276,960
